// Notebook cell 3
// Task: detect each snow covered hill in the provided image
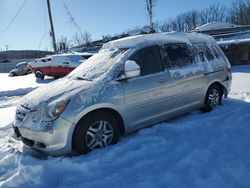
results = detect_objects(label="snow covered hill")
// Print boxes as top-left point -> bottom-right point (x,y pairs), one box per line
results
0,66 -> 250,187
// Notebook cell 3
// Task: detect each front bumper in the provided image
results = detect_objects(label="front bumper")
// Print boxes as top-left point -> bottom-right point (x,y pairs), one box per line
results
13,117 -> 74,156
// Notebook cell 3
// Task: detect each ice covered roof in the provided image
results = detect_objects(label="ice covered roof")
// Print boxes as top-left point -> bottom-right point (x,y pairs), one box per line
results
102,32 -> 213,49
53,53 -> 81,57
195,21 -> 239,32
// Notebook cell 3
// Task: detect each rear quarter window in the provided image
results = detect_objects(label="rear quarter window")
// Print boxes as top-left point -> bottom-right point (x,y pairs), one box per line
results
130,45 -> 164,76
68,55 -> 83,62
192,42 -> 220,62
163,43 -> 194,68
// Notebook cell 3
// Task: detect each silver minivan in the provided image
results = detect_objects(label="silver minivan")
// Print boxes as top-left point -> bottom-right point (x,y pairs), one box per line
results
13,32 -> 232,155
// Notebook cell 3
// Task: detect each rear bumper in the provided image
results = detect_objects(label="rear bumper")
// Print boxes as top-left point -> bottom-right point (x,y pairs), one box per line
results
13,117 -> 75,156
221,78 -> 232,98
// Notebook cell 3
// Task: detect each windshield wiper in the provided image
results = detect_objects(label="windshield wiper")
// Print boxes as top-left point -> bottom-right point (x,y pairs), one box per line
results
76,76 -> 93,81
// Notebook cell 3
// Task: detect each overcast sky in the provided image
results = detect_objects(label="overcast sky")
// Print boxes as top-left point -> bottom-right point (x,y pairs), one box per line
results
0,0 -> 235,51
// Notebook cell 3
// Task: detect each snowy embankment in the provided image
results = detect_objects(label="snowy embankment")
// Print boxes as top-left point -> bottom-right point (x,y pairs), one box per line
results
0,74 -> 52,97
0,66 -> 250,187
0,74 -> 52,108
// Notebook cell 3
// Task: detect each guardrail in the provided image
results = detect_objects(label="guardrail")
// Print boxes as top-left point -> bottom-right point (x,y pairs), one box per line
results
0,62 -> 17,73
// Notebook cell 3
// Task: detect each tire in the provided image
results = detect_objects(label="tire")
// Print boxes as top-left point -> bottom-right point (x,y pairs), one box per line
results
73,111 -> 120,154
202,84 -> 223,112
35,70 -> 44,79
8,72 -> 15,77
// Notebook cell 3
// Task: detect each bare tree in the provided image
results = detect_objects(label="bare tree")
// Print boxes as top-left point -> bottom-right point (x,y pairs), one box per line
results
82,31 -> 92,44
228,0 -> 250,25
160,3 -> 228,32
158,1 -> 250,33
209,4 -> 227,21
158,19 -> 171,32
72,33 -> 82,46
160,17 -> 183,32
182,10 -> 200,31
72,31 -> 92,46
153,20 -> 162,32
200,4 -> 227,25
145,0 -> 156,33
102,34 -> 112,41
160,10 -> 199,32
56,35 -> 72,52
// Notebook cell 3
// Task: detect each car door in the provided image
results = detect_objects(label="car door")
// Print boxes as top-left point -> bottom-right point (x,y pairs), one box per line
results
50,56 -> 67,76
121,45 -> 173,130
40,58 -> 52,76
16,64 -> 26,75
60,57 -> 71,76
162,43 -> 205,112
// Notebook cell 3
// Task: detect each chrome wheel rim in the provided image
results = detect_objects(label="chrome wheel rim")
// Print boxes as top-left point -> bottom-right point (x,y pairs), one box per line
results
208,88 -> 220,107
85,120 -> 114,150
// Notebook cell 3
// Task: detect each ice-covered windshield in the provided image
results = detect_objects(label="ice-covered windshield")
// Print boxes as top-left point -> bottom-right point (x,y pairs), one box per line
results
67,48 -> 126,80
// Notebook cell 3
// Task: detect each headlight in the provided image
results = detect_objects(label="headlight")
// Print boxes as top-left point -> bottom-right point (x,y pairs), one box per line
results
48,99 -> 69,120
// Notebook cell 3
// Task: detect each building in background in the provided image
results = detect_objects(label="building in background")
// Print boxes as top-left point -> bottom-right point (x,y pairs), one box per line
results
195,21 -> 250,65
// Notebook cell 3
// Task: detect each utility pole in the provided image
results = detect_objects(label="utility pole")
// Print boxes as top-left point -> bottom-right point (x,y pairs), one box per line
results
47,0 -> 57,53
5,45 -> 9,60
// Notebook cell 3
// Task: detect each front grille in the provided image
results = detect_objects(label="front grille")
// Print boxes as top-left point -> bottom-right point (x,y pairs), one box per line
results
13,126 -> 21,137
21,136 -> 34,147
21,136 -> 46,149
16,105 -> 30,123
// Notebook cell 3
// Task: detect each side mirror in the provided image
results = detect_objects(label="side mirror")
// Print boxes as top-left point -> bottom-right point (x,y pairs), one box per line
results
124,60 -> 140,79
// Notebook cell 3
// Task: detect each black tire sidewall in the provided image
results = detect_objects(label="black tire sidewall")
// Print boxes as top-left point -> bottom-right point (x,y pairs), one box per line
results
9,72 -> 15,77
204,84 -> 222,112
35,71 -> 44,79
73,111 -> 119,154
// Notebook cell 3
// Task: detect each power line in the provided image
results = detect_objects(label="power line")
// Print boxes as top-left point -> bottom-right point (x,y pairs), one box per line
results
38,32 -> 50,51
61,0 -> 84,36
0,0 -> 28,38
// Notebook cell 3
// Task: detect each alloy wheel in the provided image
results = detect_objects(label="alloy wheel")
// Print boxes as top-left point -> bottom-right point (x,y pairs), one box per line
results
208,88 -> 220,107
85,120 -> 114,149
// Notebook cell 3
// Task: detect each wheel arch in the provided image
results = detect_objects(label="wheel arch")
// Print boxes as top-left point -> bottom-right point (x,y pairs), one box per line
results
90,108 -> 125,135
206,81 -> 227,97
34,69 -> 43,74
71,107 -> 125,151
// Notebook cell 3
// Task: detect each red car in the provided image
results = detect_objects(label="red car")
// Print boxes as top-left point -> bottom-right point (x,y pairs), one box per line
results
29,54 -> 87,79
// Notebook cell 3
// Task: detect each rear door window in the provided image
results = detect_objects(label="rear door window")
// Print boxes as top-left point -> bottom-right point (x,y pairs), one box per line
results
130,46 -> 164,76
163,43 -> 194,68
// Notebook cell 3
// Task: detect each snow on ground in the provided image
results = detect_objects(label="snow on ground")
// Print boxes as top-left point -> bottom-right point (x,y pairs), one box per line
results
0,66 -> 250,187
0,107 -> 16,129
0,74 -> 53,108
0,74 -> 53,97
230,65 -> 250,102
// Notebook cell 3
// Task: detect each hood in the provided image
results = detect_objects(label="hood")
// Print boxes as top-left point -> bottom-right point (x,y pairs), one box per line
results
20,77 -> 94,110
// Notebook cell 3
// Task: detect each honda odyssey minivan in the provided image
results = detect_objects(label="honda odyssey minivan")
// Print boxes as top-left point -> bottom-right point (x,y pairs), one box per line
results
13,32 -> 232,155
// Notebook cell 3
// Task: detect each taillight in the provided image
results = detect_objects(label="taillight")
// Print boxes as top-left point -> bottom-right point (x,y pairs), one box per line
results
226,67 -> 231,73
